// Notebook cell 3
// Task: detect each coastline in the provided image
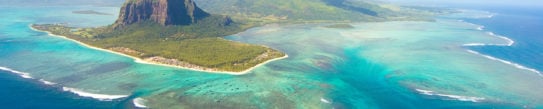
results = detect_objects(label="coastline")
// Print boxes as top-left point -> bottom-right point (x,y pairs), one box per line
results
29,25 -> 288,75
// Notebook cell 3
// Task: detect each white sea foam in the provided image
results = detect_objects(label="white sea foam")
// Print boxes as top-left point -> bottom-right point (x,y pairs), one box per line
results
495,35 -> 515,46
463,32 -> 514,47
39,79 -> 57,85
487,32 -> 515,46
477,26 -> 484,30
133,97 -> 148,108
415,89 -> 485,102
0,67 -> 130,101
62,87 -> 129,101
463,43 -> 487,46
487,32 -> 497,36
468,24 -> 514,46
320,97 -> 331,104
487,14 -> 495,18
0,66 -> 33,79
466,50 -> 543,77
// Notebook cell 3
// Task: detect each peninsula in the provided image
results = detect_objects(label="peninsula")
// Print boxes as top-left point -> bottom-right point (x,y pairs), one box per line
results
32,0 -> 286,74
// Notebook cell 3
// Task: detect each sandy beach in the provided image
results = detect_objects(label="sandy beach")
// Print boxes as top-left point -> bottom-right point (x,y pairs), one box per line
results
29,25 -> 288,75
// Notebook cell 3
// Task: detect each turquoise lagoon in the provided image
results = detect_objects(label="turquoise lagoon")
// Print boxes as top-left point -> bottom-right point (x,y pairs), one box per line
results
0,5 -> 542,109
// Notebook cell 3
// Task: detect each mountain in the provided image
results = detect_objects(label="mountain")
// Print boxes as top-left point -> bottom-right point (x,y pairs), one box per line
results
113,0 -> 210,28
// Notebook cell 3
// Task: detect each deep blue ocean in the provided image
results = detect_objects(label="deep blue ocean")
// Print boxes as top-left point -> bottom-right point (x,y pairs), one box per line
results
0,70 -> 127,108
466,6 -> 543,72
0,4 -> 541,109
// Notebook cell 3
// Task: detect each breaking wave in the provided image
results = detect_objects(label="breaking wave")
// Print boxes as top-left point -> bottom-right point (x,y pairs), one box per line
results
62,87 -> 129,101
466,50 -> 543,77
457,21 -> 543,77
486,32 -> 515,46
463,31 -> 514,47
133,97 -> 148,108
487,14 -> 496,18
415,89 -> 485,102
39,79 -> 57,85
0,66 -> 33,79
477,26 -> 484,30
320,97 -> 331,104
0,66 -> 130,101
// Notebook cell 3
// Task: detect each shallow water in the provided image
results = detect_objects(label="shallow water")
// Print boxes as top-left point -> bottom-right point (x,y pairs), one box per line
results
227,18 -> 543,108
0,4 -> 542,109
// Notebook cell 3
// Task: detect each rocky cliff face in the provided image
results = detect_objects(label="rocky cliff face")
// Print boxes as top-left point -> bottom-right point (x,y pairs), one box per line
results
113,0 -> 210,28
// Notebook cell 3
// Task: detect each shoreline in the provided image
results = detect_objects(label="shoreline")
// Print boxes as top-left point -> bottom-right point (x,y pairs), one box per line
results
29,25 -> 288,75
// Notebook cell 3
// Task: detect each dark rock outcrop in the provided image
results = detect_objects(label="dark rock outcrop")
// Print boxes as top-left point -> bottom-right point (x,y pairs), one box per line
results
113,0 -> 210,28
219,16 -> 233,26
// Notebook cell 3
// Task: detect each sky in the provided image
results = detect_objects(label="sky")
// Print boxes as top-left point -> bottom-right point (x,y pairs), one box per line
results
0,0 -> 124,6
380,0 -> 543,7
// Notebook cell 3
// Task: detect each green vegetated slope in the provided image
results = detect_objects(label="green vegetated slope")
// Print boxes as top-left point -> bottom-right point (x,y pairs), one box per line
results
92,17 -> 283,70
194,0 -> 434,22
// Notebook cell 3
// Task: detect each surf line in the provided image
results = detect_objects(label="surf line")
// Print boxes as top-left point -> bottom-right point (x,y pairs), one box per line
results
462,27 -> 542,77
0,66 -> 33,79
133,97 -> 148,108
62,87 -> 129,101
0,66 -> 129,101
466,50 -> 543,77
0,66 -> 62,86
415,89 -> 485,102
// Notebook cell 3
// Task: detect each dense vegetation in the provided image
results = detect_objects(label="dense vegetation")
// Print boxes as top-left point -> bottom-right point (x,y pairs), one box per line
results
32,15 -> 285,72
324,24 -> 355,29
194,0 -> 436,22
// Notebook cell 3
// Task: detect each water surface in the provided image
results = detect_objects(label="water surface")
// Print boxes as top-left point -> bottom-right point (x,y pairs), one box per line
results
0,4 -> 542,109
